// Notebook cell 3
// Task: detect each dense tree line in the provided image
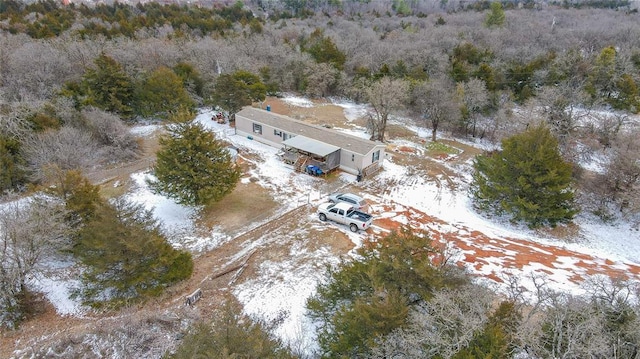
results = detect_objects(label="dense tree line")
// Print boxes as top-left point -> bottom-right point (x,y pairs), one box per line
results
2,3 -> 638,202
0,0 -> 253,39
1,0 -> 639,353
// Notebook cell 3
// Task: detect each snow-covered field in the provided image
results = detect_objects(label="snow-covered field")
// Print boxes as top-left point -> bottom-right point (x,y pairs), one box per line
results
5,96 -> 640,355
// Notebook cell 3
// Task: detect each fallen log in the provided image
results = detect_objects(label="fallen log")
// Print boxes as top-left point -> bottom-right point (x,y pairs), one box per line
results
209,250 -> 256,281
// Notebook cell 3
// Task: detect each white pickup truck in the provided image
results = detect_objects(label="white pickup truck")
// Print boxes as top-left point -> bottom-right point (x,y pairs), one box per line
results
318,202 -> 373,232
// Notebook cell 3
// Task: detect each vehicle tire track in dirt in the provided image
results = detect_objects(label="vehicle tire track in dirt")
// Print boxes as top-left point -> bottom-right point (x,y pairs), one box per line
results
1,204 -> 314,357
173,205 -> 313,303
85,131 -> 160,185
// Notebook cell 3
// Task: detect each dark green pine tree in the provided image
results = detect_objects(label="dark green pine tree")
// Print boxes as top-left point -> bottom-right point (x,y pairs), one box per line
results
307,228 -> 464,358
453,301 -> 520,358
471,124 -> 578,228
73,198 -> 193,309
484,1 -> 506,28
135,66 -> 195,119
173,62 -> 206,98
148,109 -> 241,206
303,29 -> 347,71
211,70 -> 267,119
169,302 -> 296,359
82,53 -> 135,119
0,135 -> 27,192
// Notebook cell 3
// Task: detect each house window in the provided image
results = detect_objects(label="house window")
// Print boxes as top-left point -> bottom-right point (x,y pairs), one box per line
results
274,129 -> 282,137
372,150 -> 380,162
253,123 -> 262,134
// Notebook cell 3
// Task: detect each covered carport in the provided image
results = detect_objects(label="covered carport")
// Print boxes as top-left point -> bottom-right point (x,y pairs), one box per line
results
280,135 -> 341,174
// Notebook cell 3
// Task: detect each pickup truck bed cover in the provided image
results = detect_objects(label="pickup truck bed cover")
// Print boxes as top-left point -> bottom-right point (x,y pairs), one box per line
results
317,202 -> 373,232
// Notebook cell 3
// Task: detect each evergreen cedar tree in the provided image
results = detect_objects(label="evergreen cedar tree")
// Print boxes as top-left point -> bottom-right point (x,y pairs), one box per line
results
72,199 -> 193,309
211,71 -> 266,119
168,302 -> 295,359
484,1 -> 506,28
307,227 -> 472,357
471,125 -> 577,228
306,227 -> 518,357
77,53 -> 135,119
64,55 -> 196,121
0,136 -> 26,192
149,113 -> 241,207
52,171 -> 193,309
135,66 -> 195,119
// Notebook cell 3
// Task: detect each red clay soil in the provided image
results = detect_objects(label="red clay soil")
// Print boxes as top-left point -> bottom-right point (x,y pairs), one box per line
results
372,204 -> 640,288
2,97 -> 637,357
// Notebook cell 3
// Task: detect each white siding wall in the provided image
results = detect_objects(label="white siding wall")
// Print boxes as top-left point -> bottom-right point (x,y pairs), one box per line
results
236,115 -> 286,148
338,149 -> 363,174
236,112 -> 386,176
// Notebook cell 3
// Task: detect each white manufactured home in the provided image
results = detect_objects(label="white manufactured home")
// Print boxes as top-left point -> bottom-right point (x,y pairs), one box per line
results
235,107 -> 385,178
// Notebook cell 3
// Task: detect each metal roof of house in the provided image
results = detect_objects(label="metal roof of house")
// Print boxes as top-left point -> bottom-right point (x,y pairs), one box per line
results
282,135 -> 340,157
236,107 -> 383,155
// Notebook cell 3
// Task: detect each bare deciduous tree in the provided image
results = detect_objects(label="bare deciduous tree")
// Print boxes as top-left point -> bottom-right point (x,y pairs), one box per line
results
533,84 -> 591,158
0,196 -> 69,328
369,284 -> 494,359
581,129 -> 637,212
590,112 -> 627,149
457,77 -> 490,138
412,77 -> 460,142
0,102 -> 33,140
22,126 -> 99,184
366,77 -> 409,142
82,107 -> 140,163
537,296 -> 609,358
517,275 -> 640,359
304,62 -> 340,98
604,130 -> 640,213
5,41 -> 75,101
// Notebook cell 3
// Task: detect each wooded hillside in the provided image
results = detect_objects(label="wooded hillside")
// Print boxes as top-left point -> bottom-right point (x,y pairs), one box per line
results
1,1 -> 640,357
1,1 -> 639,215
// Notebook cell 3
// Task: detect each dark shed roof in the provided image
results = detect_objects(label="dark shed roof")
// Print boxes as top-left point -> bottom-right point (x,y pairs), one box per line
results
236,107 -> 382,155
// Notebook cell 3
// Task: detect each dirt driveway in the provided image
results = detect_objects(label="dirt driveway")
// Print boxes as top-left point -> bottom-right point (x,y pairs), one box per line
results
2,97 -> 639,357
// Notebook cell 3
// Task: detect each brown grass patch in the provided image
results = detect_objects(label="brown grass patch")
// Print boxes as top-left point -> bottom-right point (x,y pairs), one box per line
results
262,99 -> 347,127
386,124 -> 416,139
303,227 -> 355,256
534,222 -> 581,241
198,181 -> 278,233
99,178 -> 134,199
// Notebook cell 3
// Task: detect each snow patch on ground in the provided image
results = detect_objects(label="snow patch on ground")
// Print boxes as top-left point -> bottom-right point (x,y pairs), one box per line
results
331,98 -> 369,123
129,124 -> 158,137
4,96 -> 640,356
127,172 -> 212,252
33,276 -> 84,316
282,95 -> 314,108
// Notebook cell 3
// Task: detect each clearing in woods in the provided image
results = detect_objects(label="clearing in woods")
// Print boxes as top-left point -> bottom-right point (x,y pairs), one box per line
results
2,97 -> 638,357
